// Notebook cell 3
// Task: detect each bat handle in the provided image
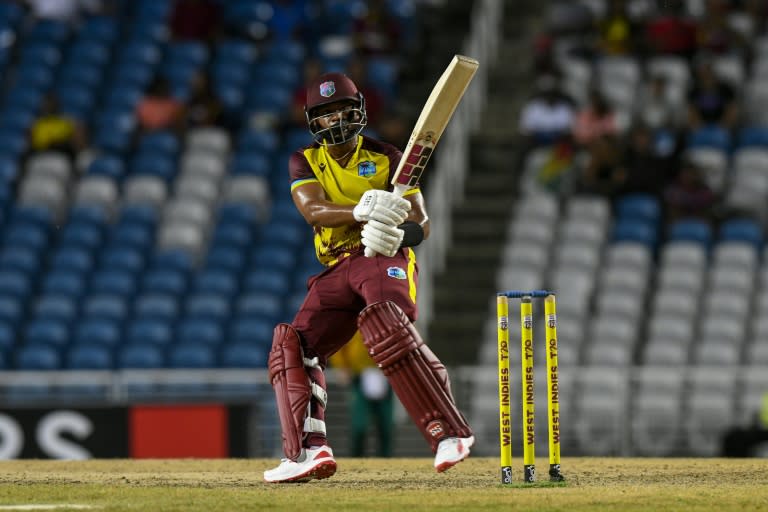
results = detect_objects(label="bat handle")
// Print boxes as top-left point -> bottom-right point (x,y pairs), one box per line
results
364,184 -> 412,258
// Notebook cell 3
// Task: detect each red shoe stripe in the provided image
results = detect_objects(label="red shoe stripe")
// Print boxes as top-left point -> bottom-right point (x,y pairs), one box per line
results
315,450 -> 332,459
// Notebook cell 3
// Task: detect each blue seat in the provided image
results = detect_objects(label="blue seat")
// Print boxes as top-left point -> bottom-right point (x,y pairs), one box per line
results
33,295 -> 78,325
87,155 -> 125,180
668,219 -> 713,246
3,223 -> 46,250
26,20 -> 69,44
89,270 -> 137,296
57,63 -> 102,90
217,203 -> 258,225
68,204 -> 108,226
0,156 -> 19,182
111,62 -> 154,89
82,295 -> 129,322
252,62 -> 300,90
176,318 -> 224,346
104,84 -> 144,111
0,247 -> 40,274
125,318 -> 173,347
0,271 -> 32,298
117,41 -> 161,66
0,296 -> 23,327
165,41 -> 209,67
0,1 -> 24,26
150,250 -> 194,274
93,128 -> 133,155
133,293 -> 180,321
686,125 -> 731,152
616,194 -> 661,225
19,42 -> 62,67
237,129 -> 279,154
230,317 -> 274,345
261,221 -> 306,247
72,319 -> 121,347
229,152 -> 270,176
16,63 -> 54,90
281,127 -> 314,150
2,87 -> 44,113
736,126 -> 768,149
212,61 -> 249,88
719,218 -> 763,247
251,246 -> 297,272
215,40 -> 257,65
243,269 -> 290,295
205,246 -> 247,272
68,40 -> 110,65
612,219 -> 657,248
59,222 -> 104,250
168,343 -> 216,369
119,204 -> 159,227
11,205 -> 54,228
109,224 -> 154,251
117,343 -> 165,368
24,319 -> 68,348
184,294 -> 231,321
141,269 -> 187,295
193,270 -> 238,297
236,292 -> 282,321
50,247 -> 93,273
66,343 -> 113,370
131,153 -> 176,181
80,16 -> 119,43
15,343 -> 61,370
57,85 -> 95,120
41,272 -> 86,298
220,342 -> 268,368
0,321 -> 14,353
211,223 -> 253,248
137,130 -> 180,157
98,246 -> 145,273
1,106 -> 36,132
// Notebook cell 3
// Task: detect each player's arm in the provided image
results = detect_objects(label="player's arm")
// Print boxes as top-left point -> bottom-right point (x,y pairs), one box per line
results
292,182 -> 356,228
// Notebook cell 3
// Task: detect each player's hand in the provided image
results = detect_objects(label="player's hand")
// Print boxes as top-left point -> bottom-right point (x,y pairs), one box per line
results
353,190 -> 411,226
361,219 -> 404,258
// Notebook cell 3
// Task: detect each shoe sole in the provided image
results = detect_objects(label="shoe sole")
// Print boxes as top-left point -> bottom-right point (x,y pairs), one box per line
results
435,437 -> 475,473
265,460 -> 337,484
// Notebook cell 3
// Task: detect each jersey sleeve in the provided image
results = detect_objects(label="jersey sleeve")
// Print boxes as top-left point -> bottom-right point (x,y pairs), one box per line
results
289,150 -> 318,192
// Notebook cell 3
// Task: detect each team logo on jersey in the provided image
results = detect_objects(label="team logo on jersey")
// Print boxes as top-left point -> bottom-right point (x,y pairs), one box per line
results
358,161 -> 376,177
387,267 -> 407,279
319,81 -> 336,97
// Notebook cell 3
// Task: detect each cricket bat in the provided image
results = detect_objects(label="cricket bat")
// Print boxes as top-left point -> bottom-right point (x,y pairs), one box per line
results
365,54 -> 479,257
391,54 -> 480,196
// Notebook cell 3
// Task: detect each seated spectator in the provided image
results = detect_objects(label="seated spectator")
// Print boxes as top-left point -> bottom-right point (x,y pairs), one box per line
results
136,77 -> 185,133
614,124 -> 675,198
572,89 -> 618,146
686,58 -> 738,130
186,71 -> 224,128
170,0 -> 221,43
663,159 -> 716,223
644,0 -> 697,60
696,0 -> 746,55
596,0 -> 638,56
636,73 -> 684,130
518,74 -> 576,147
29,93 -> 87,158
576,133 -> 624,198
352,0 -> 402,56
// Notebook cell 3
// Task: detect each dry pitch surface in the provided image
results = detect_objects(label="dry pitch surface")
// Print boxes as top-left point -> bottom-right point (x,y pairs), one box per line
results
0,458 -> 766,511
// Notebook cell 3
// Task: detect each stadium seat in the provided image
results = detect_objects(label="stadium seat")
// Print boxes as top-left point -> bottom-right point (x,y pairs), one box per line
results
15,343 -> 61,370
125,319 -> 173,347
718,218 -> 763,247
66,344 -> 113,370
668,219 -> 712,246
117,343 -> 165,369
220,342 -> 268,368
176,318 -> 224,347
167,343 -> 216,369
72,319 -> 121,348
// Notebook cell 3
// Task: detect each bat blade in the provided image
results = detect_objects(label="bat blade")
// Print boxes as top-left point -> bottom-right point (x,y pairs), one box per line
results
392,54 -> 479,191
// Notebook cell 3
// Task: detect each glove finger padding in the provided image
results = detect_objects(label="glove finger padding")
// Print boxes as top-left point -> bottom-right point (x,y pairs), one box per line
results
353,190 -> 411,223
369,203 -> 409,226
362,219 -> 404,257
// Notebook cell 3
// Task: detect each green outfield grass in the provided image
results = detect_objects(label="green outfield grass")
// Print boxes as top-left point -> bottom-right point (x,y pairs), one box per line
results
0,458 -> 766,511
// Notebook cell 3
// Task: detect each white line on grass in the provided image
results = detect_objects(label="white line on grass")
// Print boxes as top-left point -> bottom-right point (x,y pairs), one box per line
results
0,506 -> 99,510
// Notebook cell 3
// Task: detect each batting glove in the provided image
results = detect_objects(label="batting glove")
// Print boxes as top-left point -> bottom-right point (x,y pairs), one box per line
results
361,219 -> 404,258
353,190 -> 411,226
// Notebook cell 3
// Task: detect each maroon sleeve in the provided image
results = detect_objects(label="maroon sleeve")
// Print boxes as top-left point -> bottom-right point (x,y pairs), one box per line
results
288,150 -> 314,185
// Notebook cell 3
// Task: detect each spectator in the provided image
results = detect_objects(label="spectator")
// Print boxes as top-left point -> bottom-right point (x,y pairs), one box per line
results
25,0 -> 103,25
614,124 -> 675,198
329,331 -> 394,458
636,73 -> 684,130
29,93 -> 87,159
518,74 -> 576,148
695,0 -> 746,55
186,71 -> 224,128
576,134 -> 624,198
136,77 -> 185,133
644,0 -> 698,60
663,159 -> 716,223
596,0 -> 638,56
686,58 -> 739,130
572,89 -> 618,146
169,0 -> 221,43
352,0 -> 402,56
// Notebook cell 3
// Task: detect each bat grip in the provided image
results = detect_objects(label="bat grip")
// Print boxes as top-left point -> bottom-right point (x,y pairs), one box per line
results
364,184 -> 412,258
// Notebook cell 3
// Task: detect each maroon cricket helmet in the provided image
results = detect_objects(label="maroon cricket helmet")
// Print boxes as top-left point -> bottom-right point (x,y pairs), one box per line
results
305,72 -> 362,112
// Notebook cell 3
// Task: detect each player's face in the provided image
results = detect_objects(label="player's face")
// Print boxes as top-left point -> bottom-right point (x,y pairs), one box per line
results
308,99 -> 366,145
313,101 -> 361,128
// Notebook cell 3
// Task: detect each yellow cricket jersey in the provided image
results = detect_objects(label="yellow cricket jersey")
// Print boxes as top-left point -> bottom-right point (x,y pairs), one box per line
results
289,135 -> 420,267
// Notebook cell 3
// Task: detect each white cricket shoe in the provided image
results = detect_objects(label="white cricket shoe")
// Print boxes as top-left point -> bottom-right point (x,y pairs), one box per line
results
433,435 -> 475,473
263,445 -> 337,483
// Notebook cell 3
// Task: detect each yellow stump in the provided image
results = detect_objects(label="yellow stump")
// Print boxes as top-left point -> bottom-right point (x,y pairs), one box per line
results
544,294 -> 564,482
520,296 -> 535,482
496,294 -> 512,484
